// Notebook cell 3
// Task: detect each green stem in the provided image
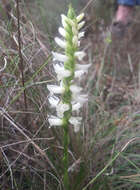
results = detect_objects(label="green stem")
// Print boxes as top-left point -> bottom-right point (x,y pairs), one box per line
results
63,122 -> 69,190
62,80 -> 71,190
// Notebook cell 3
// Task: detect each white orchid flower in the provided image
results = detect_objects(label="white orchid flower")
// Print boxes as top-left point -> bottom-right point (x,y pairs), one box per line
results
75,51 -> 86,61
76,63 -> 91,70
70,85 -> 83,95
48,115 -> 63,127
59,27 -> 84,39
76,13 -> 84,23
78,32 -> 85,39
61,14 -> 68,28
72,102 -> 82,111
56,102 -> 70,118
47,84 -> 65,94
61,14 -> 75,28
73,94 -> 88,104
72,35 -> 79,47
74,70 -> 87,78
69,117 -> 82,132
48,95 -> 59,107
48,96 -> 69,118
78,21 -> 85,30
53,63 -> 71,81
52,52 -> 68,62
58,27 -> 66,37
74,63 -> 91,78
55,37 -> 66,49
72,26 -> 78,36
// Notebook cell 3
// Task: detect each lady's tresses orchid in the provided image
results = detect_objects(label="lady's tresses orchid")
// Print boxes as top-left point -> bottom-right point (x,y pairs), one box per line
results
47,6 -> 90,133
47,6 -> 90,189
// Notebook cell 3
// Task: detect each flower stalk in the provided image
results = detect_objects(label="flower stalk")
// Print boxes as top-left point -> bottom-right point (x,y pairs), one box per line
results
47,5 -> 90,189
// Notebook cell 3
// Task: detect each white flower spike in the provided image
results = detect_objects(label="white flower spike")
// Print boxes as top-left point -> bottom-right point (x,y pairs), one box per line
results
47,6 -> 90,133
47,7 -> 89,189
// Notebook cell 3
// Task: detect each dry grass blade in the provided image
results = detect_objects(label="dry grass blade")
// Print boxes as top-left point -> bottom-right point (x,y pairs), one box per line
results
16,0 -> 27,110
0,108 -> 59,178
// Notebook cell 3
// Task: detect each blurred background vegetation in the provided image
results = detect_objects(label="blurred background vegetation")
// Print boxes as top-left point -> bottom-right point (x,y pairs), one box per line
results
0,0 -> 140,190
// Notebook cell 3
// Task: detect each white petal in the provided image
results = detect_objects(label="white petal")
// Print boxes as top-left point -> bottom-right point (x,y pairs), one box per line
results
75,51 -> 86,61
78,21 -> 85,30
56,102 -> 70,118
73,94 -> 88,104
74,70 -> 87,78
72,35 -> 78,47
48,95 -> 59,107
69,116 -> 82,125
52,52 -> 68,62
76,13 -> 84,23
69,117 -> 82,132
78,32 -> 85,39
78,41 -> 81,47
47,84 -> 64,94
74,125 -> 80,133
61,14 -> 67,28
55,37 -> 66,49
61,14 -> 75,28
53,63 -> 71,80
66,18 -> 75,27
58,27 -> 66,37
72,26 -> 78,36
70,85 -> 82,94
76,63 -> 91,70
48,115 -> 63,126
72,102 -> 82,111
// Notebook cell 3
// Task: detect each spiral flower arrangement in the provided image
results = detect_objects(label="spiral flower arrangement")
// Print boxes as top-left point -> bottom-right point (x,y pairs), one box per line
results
47,5 -> 90,188
47,6 -> 90,132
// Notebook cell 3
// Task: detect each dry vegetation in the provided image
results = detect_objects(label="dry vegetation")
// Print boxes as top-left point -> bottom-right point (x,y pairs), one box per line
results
0,0 -> 140,189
